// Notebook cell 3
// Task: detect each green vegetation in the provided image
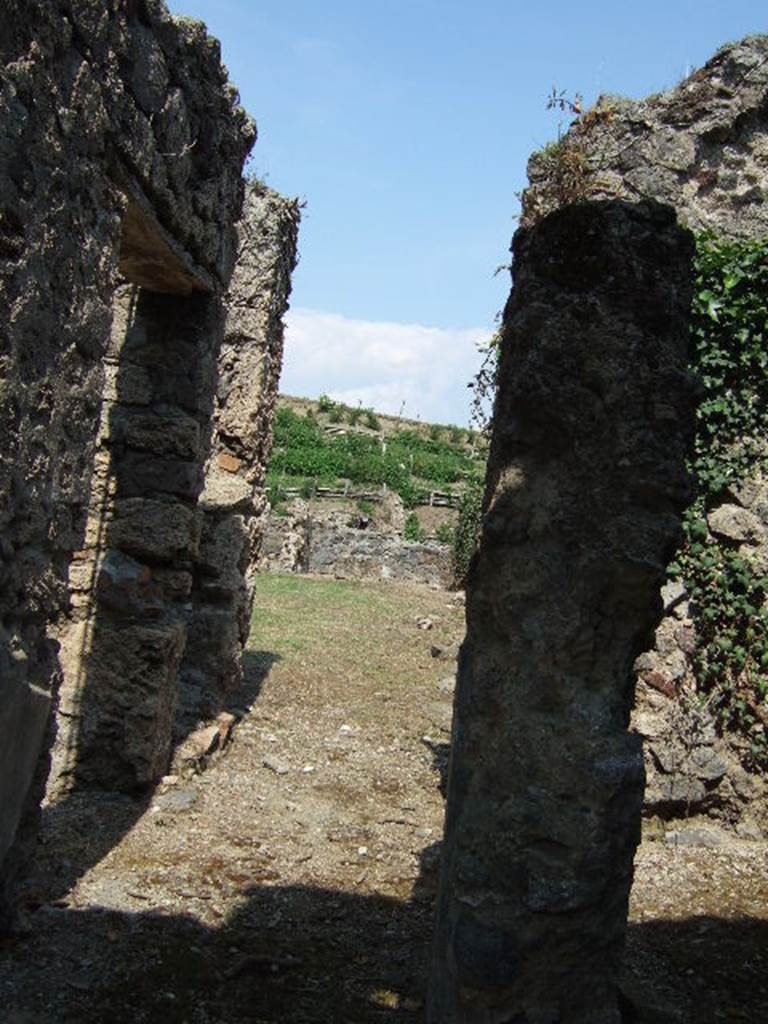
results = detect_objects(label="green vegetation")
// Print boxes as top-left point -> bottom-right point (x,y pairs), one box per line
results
403,512 -> 426,542
435,522 -> 454,545
251,574 -> 390,659
667,234 -> 768,768
451,483 -> 483,588
268,403 -> 485,507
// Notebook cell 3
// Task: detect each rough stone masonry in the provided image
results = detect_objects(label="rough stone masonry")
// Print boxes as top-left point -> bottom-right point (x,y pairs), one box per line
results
524,35 -> 768,833
46,179 -> 300,793
429,202 -> 697,1023
0,0 -> 293,930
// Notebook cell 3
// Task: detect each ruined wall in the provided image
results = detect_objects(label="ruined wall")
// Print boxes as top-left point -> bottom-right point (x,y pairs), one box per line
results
522,35 -> 768,834
261,505 -> 452,586
523,36 -> 768,238
174,183 -> 300,754
49,286 -> 224,794
0,0 -> 254,927
429,201 -> 696,1023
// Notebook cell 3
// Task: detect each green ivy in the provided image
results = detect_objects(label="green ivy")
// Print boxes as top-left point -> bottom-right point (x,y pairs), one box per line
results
451,483 -> 483,589
669,233 -> 768,768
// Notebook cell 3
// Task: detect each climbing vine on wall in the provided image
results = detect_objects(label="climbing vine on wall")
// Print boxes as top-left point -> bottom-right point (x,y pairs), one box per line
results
451,483 -> 483,589
667,233 -> 768,768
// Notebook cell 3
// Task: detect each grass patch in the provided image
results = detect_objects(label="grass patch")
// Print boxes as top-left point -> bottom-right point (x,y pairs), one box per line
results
251,575 -> 392,663
249,573 -> 465,723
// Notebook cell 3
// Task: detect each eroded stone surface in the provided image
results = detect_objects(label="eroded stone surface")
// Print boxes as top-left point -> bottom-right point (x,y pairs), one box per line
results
261,502 -> 451,585
0,0 -> 255,928
429,202 -> 696,1023
522,34 -> 768,835
523,36 -> 768,239
174,183 -> 300,745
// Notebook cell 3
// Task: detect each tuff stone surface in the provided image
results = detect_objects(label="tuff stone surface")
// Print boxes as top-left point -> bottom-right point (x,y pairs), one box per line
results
49,286 -> 221,795
523,36 -> 768,239
0,0 -> 258,928
174,182 -> 299,750
429,202 -> 696,1022
522,34 -> 768,834
261,504 -> 451,586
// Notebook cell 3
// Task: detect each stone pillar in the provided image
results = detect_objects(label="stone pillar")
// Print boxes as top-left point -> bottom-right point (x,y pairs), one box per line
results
174,183 -> 300,747
428,201 -> 696,1024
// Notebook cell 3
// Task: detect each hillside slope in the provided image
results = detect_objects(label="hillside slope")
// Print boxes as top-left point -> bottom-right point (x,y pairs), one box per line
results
268,395 -> 486,509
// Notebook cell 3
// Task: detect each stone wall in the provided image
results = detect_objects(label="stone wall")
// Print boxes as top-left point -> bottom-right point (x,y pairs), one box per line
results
521,35 -> 768,835
429,201 -> 696,1023
174,183 -> 300,754
0,0 -> 255,928
48,285 -> 224,794
523,36 -> 768,239
261,505 -> 452,587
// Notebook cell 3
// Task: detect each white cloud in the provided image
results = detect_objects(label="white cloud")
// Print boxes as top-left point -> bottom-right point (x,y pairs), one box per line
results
281,308 -> 491,427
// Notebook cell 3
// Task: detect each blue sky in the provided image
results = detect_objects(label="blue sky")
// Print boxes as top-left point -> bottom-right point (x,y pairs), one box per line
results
168,0 -> 765,425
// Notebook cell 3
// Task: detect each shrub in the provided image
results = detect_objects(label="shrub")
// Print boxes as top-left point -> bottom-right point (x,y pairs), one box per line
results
404,512 -> 426,542
435,522 -> 454,545
347,405 -> 362,425
270,404 -> 485,509
317,394 -> 333,412
364,409 -> 381,431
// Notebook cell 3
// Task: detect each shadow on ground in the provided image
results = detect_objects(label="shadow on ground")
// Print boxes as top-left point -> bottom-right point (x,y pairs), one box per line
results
3,872 -> 768,1023
34,650 -> 280,907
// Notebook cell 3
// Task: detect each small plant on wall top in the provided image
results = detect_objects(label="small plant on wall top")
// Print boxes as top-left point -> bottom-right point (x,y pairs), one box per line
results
404,512 -> 426,543
667,232 -> 768,768
435,522 -> 455,545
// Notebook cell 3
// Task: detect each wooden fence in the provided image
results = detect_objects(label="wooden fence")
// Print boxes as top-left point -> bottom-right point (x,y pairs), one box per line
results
272,483 -> 462,509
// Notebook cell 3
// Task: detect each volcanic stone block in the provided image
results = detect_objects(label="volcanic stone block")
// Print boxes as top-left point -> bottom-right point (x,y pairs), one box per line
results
428,201 -> 696,1024
63,621 -> 187,793
176,183 -> 300,724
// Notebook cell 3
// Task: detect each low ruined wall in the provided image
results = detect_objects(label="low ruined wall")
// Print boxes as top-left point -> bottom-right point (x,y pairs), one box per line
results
261,506 -> 451,587
308,526 -> 450,586
0,0 -> 254,927
430,200 -> 696,1023
521,35 -> 768,835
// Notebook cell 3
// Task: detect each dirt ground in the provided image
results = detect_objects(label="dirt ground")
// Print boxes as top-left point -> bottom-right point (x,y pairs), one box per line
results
1,576 -> 766,1023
